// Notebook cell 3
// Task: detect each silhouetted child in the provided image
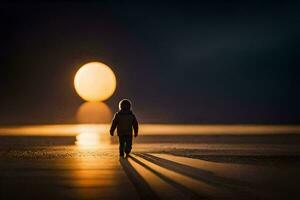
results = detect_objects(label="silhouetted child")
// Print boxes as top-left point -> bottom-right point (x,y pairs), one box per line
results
110,99 -> 139,157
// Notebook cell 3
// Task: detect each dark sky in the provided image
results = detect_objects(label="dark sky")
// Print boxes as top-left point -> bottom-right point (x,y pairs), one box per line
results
0,1 -> 299,124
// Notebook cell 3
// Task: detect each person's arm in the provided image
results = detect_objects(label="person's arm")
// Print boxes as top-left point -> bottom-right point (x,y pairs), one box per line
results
133,115 -> 139,137
110,113 -> 118,136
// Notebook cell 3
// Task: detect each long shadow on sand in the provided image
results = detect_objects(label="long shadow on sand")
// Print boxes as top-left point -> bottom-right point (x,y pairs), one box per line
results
119,157 -> 159,200
120,153 -> 258,200
127,155 -> 202,199
136,153 -> 250,189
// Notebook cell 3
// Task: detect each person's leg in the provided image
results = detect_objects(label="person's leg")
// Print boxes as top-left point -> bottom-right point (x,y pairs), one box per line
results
124,135 -> 133,155
118,136 -> 125,157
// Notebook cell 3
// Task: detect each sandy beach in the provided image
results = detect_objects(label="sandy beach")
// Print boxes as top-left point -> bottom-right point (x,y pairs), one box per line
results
1,125 -> 300,200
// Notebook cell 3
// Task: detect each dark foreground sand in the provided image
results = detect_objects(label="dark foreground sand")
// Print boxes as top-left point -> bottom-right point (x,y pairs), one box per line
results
1,134 -> 300,200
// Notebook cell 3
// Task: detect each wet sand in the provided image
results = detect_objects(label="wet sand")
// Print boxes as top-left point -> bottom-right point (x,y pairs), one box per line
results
1,128 -> 300,199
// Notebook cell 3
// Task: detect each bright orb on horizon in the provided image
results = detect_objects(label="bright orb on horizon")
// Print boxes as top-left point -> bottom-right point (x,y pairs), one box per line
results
74,62 -> 116,101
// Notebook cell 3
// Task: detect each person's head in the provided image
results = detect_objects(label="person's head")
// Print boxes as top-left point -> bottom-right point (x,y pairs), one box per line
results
119,99 -> 132,111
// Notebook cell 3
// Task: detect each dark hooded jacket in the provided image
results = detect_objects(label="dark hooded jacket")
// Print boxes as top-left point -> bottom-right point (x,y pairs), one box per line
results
110,110 -> 139,136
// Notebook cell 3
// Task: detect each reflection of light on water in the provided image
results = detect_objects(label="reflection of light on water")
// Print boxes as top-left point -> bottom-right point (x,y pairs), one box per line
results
70,126 -> 118,198
75,102 -> 112,148
77,102 -> 112,124
75,132 -> 101,147
75,125 -> 112,148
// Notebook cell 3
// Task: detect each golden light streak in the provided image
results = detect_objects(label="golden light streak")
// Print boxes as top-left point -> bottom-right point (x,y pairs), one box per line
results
0,124 -> 300,136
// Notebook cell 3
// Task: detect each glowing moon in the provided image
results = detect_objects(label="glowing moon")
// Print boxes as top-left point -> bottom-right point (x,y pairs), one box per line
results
74,62 -> 116,101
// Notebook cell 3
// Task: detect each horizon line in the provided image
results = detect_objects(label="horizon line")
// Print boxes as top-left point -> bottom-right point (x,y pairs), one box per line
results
0,124 -> 300,136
